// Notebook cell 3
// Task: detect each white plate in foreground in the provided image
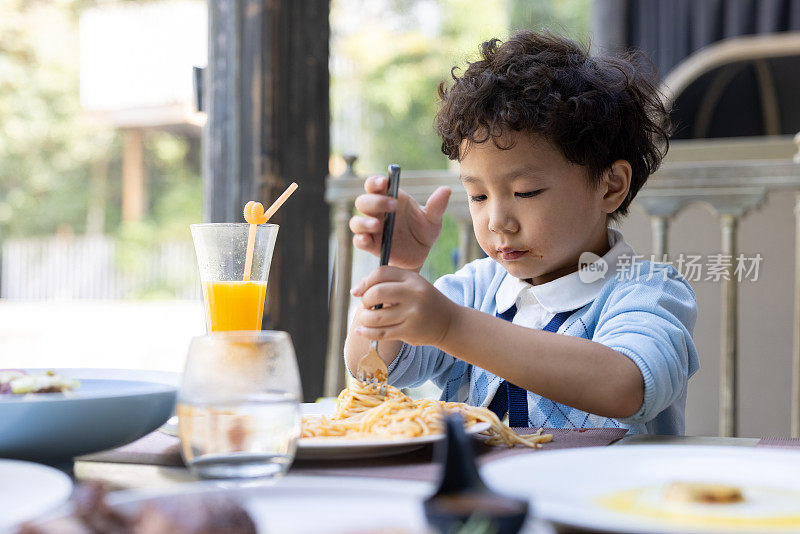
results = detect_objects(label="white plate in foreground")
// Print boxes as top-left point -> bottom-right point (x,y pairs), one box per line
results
481,444 -> 800,534
30,476 -> 555,534
0,459 -> 73,531
297,402 -> 491,460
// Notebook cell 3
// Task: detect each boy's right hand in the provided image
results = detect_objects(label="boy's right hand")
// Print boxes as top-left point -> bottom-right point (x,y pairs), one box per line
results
350,175 -> 451,272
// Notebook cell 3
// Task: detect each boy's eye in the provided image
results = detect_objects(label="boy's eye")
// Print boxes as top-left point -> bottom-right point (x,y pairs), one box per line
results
516,190 -> 543,198
469,195 -> 487,203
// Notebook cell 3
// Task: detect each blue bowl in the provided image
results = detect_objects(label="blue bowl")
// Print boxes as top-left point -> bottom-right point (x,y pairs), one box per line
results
0,369 -> 177,462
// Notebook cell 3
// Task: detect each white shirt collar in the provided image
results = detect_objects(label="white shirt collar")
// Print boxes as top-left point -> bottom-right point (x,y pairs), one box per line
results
495,228 -> 635,314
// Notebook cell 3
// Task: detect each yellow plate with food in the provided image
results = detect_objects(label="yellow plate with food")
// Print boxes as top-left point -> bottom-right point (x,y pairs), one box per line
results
482,445 -> 800,533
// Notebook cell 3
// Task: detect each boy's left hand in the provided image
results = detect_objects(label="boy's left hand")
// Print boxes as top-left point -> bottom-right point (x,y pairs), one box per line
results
351,266 -> 455,347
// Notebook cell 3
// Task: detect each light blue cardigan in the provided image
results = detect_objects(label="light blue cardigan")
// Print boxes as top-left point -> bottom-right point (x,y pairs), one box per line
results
386,258 -> 699,435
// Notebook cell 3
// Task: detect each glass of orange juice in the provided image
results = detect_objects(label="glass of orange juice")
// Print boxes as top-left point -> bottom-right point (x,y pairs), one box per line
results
190,223 -> 278,332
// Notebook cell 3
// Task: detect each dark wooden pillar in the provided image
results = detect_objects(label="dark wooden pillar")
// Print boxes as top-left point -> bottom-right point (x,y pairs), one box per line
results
204,0 -> 330,401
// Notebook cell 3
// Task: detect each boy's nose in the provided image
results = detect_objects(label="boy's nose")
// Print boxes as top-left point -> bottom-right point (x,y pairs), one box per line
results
487,206 -> 519,234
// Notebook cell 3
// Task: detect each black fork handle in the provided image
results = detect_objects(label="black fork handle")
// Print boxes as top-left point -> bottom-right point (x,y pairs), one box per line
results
379,164 -> 401,267
374,164 -> 400,312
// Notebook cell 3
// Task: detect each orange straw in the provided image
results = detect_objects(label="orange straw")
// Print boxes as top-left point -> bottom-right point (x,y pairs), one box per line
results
242,182 -> 298,281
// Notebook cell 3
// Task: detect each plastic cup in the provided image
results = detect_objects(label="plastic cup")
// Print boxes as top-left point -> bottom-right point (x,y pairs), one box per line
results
190,223 -> 278,332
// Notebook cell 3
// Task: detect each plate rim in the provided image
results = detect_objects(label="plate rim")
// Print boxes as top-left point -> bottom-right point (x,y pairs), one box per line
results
299,421 -> 491,448
106,474 -> 434,506
483,443 -> 800,468
0,379 -> 176,406
0,368 -> 177,405
299,402 -> 491,449
0,458 -> 74,530
481,444 -> 800,534
17,367 -> 180,385
26,475 -> 434,533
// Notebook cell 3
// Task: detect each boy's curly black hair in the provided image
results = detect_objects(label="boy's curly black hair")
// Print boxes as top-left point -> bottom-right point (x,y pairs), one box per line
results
436,30 -> 672,219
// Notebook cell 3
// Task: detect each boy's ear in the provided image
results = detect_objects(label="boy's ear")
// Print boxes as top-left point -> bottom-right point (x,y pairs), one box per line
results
601,160 -> 632,214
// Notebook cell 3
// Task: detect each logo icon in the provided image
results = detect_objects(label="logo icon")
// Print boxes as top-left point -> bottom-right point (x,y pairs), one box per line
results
578,252 -> 607,284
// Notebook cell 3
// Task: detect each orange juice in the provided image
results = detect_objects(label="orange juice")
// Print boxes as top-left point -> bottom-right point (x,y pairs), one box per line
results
202,280 -> 267,332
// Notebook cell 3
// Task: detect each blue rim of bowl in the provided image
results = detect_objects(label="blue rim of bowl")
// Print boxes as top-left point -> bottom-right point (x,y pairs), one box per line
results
0,378 -> 176,405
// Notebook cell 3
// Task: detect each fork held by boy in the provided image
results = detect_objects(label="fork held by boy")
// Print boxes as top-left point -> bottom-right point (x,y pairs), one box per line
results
355,164 -> 401,392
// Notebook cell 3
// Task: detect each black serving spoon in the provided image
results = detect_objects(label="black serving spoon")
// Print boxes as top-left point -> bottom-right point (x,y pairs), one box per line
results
424,414 -> 530,534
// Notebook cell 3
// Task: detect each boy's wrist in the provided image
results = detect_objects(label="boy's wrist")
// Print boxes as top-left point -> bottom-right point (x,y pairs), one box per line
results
436,301 -> 463,353
398,257 -> 427,274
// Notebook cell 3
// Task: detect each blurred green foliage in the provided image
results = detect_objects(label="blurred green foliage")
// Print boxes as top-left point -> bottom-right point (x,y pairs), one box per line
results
0,0 -> 202,245
331,0 -> 590,279
144,133 -> 202,239
1,0 -> 590,295
509,0 -> 591,37
332,0 -> 509,174
0,0 -> 107,238
0,0 -> 202,299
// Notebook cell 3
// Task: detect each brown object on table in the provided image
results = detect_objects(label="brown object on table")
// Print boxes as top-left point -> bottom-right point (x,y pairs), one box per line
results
18,483 -> 130,534
135,494 -> 256,534
18,482 -> 256,534
74,483 -> 131,533
664,481 -> 744,504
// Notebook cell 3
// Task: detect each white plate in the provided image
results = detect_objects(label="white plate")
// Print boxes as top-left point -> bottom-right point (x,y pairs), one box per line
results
297,402 -> 491,459
0,459 -> 73,531
125,476 -> 430,533
28,476 -> 555,534
0,368 -> 176,461
481,445 -> 800,534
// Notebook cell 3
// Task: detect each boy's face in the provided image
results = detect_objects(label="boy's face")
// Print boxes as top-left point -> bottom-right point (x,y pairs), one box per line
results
460,132 -> 612,285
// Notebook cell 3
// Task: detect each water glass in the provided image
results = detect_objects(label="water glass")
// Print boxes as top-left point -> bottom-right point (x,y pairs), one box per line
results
177,331 -> 302,479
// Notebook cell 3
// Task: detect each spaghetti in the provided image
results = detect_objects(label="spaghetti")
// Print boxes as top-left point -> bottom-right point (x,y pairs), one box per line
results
302,381 -> 552,448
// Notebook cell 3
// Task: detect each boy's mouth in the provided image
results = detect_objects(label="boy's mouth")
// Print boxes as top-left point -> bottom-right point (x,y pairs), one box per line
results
498,249 -> 527,261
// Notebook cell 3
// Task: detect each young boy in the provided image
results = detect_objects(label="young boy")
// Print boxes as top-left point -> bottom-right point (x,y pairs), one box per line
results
345,30 -> 698,435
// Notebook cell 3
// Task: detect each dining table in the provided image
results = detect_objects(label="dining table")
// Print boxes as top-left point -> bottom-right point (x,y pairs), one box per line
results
62,425 -> 785,534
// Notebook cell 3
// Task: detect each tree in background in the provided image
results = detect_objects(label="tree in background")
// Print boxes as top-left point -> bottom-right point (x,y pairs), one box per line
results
0,0 -> 110,239
331,0 -> 590,278
0,0 -> 202,299
0,1 -> 202,243
1,0 -> 589,292
332,0 -> 507,174
509,0 -> 590,36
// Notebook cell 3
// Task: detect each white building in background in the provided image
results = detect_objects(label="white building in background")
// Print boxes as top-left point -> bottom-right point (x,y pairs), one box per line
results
0,2 -> 210,372
79,0 -> 207,222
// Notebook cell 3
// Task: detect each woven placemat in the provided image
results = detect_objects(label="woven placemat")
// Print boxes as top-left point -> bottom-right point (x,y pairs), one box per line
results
757,437 -> 800,449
